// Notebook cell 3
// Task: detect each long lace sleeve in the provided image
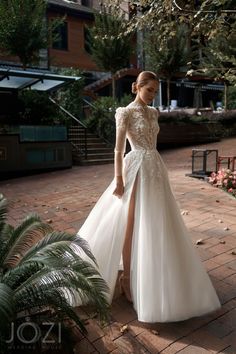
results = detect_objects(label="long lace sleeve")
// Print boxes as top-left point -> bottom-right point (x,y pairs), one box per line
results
150,106 -> 160,120
114,107 -> 129,178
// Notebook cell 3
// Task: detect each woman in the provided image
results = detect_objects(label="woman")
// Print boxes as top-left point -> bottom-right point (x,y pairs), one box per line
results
78,71 -> 221,323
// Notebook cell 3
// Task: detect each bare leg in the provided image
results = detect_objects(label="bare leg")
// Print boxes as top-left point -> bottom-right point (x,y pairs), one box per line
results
121,175 -> 138,300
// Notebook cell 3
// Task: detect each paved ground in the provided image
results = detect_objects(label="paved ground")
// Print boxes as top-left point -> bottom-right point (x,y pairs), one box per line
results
1,137 -> 236,354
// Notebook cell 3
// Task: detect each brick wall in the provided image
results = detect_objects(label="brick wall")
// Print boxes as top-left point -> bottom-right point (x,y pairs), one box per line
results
48,12 -> 99,71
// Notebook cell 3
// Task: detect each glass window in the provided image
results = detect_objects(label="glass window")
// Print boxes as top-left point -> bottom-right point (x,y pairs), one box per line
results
81,0 -> 93,7
52,22 -> 68,51
84,26 -> 92,54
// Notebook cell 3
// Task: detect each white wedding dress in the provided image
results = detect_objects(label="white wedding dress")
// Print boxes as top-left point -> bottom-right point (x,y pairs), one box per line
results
78,101 -> 221,323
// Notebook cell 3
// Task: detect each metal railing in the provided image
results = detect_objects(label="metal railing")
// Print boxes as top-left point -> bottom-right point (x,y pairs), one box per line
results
82,97 -> 116,147
49,97 -> 88,159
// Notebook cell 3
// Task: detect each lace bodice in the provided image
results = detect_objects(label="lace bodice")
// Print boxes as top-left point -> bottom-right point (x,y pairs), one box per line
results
114,101 -> 160,177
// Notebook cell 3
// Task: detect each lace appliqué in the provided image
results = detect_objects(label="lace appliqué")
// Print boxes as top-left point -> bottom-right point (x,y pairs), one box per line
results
114,107 -> 130,154
127,106 -> 159,151
115,104 -> 162,183
124,150 -> 163,185
140,151 -> 163,183
115,107 -> 129,130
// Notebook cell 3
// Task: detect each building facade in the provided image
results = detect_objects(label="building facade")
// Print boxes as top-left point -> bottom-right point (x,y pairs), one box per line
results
0,0 -> 132,73
47,0 -> 97,71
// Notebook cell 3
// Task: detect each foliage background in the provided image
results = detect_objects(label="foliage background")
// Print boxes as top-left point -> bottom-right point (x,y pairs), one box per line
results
86,94 -> 132,144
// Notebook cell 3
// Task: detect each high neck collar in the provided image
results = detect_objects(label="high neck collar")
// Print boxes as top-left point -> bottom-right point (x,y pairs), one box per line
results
129,101 -> 148,109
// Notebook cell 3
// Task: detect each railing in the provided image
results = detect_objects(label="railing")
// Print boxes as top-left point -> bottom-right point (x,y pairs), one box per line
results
82,98 -> 116,147
82,97 -> 96,110
49,97 -> 88,159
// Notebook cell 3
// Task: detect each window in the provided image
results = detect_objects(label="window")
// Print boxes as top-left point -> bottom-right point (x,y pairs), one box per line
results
84,26 -> 92,54
52,22 -> 68,51
81,0 -> 93,7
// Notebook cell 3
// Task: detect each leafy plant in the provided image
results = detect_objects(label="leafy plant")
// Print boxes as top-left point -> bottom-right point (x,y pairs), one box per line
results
145,23 -> 191,110
86,3 -> 134,98
0,194 -> 109,353
54,68 -> 85,122
0,0 -> 59,69
18,90 -> 63,125
108,1 -> 236,103
86,95 -> 132,144
227,86 -> 236,110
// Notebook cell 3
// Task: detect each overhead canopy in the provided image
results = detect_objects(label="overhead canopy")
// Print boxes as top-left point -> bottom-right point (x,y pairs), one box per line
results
0,68 -> 81,92
176,80 -> 224,91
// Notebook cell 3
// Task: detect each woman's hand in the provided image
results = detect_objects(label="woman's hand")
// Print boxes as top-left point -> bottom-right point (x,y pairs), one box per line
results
113,178 -> 124,198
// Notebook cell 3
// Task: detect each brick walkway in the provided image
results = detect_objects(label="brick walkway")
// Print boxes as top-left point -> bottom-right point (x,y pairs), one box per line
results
1,137 -> 236,354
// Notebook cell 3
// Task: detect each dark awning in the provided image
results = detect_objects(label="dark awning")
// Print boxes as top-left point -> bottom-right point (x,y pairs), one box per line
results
175,80 -> 224,91
0,68 -> 81,92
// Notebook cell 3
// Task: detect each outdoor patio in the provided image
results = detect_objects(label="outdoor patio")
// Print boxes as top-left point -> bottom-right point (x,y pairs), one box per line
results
0,137 -> 236,354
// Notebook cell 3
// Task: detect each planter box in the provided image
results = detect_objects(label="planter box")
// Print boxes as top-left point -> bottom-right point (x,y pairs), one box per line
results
157,122 -> 219,149
0,125 -> 72,176
19,125 -> 67,142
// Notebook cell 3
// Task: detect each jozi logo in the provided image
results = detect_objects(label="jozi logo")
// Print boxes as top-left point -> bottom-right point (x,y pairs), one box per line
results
5,321 -> 62,349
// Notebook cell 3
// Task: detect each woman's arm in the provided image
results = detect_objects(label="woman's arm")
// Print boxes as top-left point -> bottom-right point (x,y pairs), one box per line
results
112,108 -> 129,198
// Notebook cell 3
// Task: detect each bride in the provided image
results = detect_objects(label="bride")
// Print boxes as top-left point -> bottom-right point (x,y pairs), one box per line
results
78,71 -> 221,323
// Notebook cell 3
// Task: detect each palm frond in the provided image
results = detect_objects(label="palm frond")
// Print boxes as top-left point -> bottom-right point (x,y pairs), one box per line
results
0,224 -> 14,268
13,261 -> 109,319
25,248 -> 83,274
20,231 -> 97,265
71,236 -> 97,264
15,263 -> 108,303
0,213 -> 52,269
0,194 -> 7,244
0,194 -> 7,223
22,240 -> 94,270
17,247 -> 110,307
0,283 -> 14,328
14,288 -> 86,333
0,223 -> 14,243
0,196 -> 110,343
3,261 -> 43,289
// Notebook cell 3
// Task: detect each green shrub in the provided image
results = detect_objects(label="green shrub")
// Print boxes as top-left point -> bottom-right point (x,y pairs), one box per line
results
88,99 -> 236,143
17,68 -> 85,126
55,68 -> 85,121
159,110 -> 236,138
86,94 -> 132,144
18,90 -> 63,125
227,86 -> 236,110
158,111 -> 209,124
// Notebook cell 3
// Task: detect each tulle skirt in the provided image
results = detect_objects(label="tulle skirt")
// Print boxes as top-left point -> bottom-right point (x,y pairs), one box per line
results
78,149 -> 221,322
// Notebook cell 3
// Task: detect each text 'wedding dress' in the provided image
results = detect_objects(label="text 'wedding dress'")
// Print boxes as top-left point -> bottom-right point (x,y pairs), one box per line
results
78,101 -> 221,323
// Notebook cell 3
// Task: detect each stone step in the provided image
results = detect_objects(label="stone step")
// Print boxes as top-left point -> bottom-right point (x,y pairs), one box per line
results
74,142 -> 109,149
73,158 -> 114,166
68,132 -> 95,138
84,152 -> 114,160
70,125 -> 86,129
69,137 -> 103,143
69,124 -> 114,165
73,143 -> 109,150
86,147 -> 114,154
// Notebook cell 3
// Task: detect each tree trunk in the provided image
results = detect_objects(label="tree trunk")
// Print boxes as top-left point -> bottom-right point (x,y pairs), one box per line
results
112,75 -> 116,99
224,82 -> 228,110
167,78 -> 170,112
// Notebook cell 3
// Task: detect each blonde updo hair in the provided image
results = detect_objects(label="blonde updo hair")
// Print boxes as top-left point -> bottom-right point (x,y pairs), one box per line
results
132,71 -> 158,94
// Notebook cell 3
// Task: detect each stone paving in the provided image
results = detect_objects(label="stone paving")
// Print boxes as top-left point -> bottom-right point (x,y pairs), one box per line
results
1,137 -> 236,354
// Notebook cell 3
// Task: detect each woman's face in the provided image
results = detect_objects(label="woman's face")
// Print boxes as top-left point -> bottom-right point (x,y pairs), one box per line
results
137,80 -> 158,105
